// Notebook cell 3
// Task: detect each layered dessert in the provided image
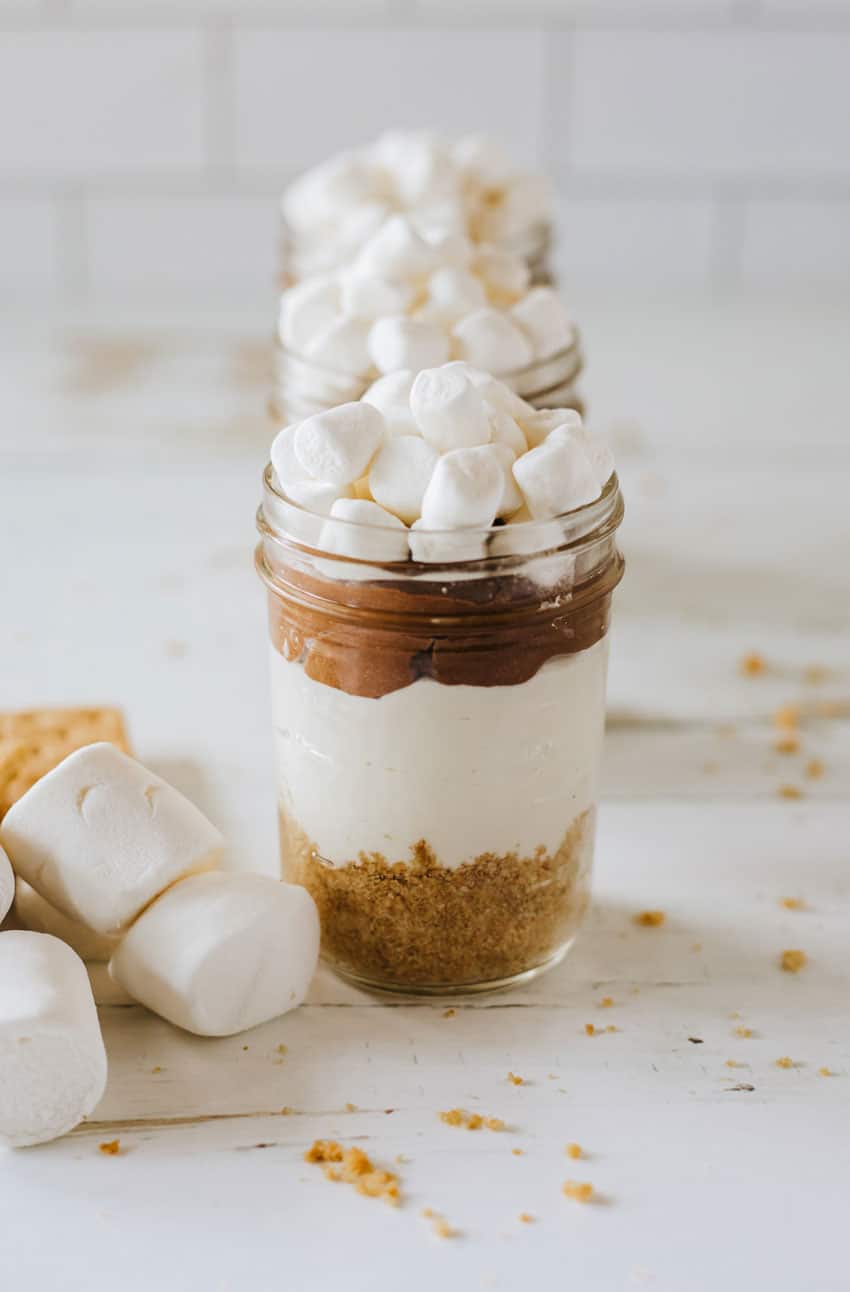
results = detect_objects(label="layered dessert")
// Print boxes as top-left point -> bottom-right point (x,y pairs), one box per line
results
273,214 -> 582,425
256,364 -> 624,992
280,130 -> 553,284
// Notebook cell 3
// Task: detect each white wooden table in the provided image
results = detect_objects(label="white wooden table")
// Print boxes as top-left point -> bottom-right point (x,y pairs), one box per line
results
2,296 -> 848,1292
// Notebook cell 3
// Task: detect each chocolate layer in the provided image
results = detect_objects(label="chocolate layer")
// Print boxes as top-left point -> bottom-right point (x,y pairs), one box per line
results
265,549 -> 623,699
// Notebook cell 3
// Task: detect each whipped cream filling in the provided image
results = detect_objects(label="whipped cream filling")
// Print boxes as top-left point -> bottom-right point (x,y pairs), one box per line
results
270,638 -> 608,870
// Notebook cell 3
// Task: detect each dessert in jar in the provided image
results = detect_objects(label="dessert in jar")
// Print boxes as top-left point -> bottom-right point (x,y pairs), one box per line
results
272,214 -> 583,425
256,364 -> 623,994
280,130 -> 553,287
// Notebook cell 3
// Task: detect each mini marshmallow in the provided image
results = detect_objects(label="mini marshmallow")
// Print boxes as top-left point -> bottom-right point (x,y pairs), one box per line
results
0,845 -> 12,924
14,878 -> 118,963
294,402 -> 385,485
510,286 -> 574,361
339,271 -> 414,322
0,743 -> 225,936
512,430 -> 600,520
354,215 -> 437,283
452,308 -> 533,373
282,478 -> 355,516
279,276 -> 340,353
409,520 -> 488,565
471,248 -> 530,307
465,367 -> 536,422
303,316 -> 372,377
420,445 -> 505,530
491,442 -> 525,517
487,406 -> 528,456
319,498 -> 410,564
409,366 -> 492,452
109,873 -> 320,1038
0,932 -> 107,1147
361,370 -> 419,437
368,315 -> 450,376
368,436 -> 439,524
563,425 -> 616,492
519,407 -> 582,449
421,267 -> 487,325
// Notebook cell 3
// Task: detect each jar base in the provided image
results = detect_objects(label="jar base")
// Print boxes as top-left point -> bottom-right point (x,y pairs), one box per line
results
323,936 -> 576,1000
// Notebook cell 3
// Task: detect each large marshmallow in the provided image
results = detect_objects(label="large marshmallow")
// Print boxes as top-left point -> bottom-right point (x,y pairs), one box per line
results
109,873 -> 320,1038
368,436 -> 439,524
361,370 -> 419,437
303,316 -> 372,377
0,744 -> 225,936
354,215 -> 436,283
368,316 -> 450,376
0,845 -> 12,924
0,932 -> 107,1147
510,286 -> 574,361
512,430 -> 600,520
279,277 -> 340,353
451,308 -> 534,373
420,445 -> 504,530
409,366 -> 492,452
14,879 -> 118,963
318,498 -> 410,564
294,402 -> 385,485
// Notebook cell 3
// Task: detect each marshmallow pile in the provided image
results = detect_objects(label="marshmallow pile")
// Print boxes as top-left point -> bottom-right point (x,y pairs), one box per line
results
270,362 -> 613,565
0,743 -> 320,1147
278,214 -> 573,381
282,130 -> 551,280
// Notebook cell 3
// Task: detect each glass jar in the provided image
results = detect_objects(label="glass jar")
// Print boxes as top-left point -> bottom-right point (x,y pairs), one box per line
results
255,469 -> 624,995
270,332 -> 585,426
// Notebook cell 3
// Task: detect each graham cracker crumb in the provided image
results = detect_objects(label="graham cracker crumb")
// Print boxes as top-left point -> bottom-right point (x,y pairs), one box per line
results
740,653 -> 766,677
584,1023 -> 596,1037
605,1025 -> 618,1033
518,1213 -> 534,1224
432,1216 -> 459,1239
151,1066 -> 162,1074
439,1109 -> 504,1132
511,1148 -> 524,1156
805,758 -> 825,779
599,996 -> 614,1008
280,1107 -> 293,1116
819,1067 -> 834,1077
775,734 -> 800,755
306,1141 -> 400,1205
566,1143 -> 582,1159
345,1103 -> 357,1113
735,1026 -> 754,1038
781,949 -> 807,973
507,1072 -> 524,1086
634,910 -> 666,928
774,705 -> 800,731
775,1056 -> 795,1069
98,1140 -> 121,1156
780,897 -> 805,911
280,808 -> 593,988
443,1008 -> 456,1019
778,785 -> 803,800
275,1043 -> 287,1055
563,1180 -> 594,1203
725,1060 -> 742,1068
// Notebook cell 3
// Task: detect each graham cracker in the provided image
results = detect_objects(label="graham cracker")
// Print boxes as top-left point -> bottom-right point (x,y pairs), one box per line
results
0,707 -> 130,818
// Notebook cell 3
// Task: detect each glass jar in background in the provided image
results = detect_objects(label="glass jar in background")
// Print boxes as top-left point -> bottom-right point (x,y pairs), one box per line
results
255,469 -> 624,994
270,333 -> 585,426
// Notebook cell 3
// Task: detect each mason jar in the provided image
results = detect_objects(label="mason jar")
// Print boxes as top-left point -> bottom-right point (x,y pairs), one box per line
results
270,332 -> 585,426
255,468 -> 624,995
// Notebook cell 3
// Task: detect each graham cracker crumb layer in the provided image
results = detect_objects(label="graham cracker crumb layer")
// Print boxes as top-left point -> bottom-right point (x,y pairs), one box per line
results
279,808 -> 594,989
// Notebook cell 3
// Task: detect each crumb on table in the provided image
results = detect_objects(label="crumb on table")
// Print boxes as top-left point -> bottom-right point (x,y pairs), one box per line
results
778,784 -> 803,800
584,1023 -> 596,1037
775,1056 -> 795,1069
634,910 -> 666,928
775,734 -> 800,755
740,653 -> 766,677
774,705 -> 801,731
507,1072 -> 524,1086
442,1008 -> 456,1019
780,897 -> 806,911
305,1141 -> 400,1205
781,949 -> 807,973
735,1026 -> 754,1038
566,1143 -> 582,1159
518,1212 -> 534,1224
512,1148 -> 524,1156
563,1180 -> 594,1203
439,1109 -> 504,1132
805,758 -> 825,779
599,996 -> 614,1008
819,1067 -> 834,1077
98,1140 -> 121,1156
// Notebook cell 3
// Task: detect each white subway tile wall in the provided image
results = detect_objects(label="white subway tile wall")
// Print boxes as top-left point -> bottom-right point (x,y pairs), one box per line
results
1,6 -> 848,308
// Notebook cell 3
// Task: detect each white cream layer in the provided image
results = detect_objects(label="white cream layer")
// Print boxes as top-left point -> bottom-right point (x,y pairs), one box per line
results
270,637 -> 608,869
